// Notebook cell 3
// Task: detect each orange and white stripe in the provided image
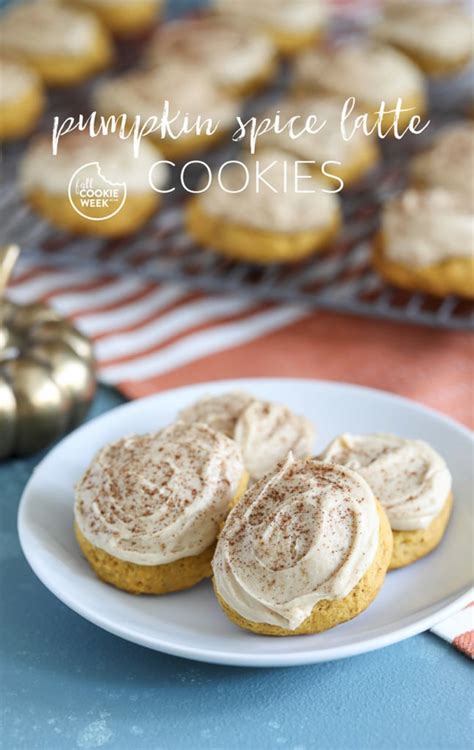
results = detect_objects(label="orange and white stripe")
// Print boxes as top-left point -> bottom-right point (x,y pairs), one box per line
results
8,261 -> 310,387
431,602 -> 474,659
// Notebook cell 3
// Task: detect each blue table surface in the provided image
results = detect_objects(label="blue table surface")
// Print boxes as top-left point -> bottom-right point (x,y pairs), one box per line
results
0,387 -> 472,750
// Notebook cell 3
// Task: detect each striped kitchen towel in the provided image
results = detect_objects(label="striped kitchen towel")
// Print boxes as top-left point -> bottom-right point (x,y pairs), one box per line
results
7,259 -> 474,656
431,603 -> 474,659
8,259 -> 473,426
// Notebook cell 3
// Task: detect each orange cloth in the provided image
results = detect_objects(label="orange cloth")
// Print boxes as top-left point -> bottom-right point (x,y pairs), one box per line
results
120,310 -> 474,429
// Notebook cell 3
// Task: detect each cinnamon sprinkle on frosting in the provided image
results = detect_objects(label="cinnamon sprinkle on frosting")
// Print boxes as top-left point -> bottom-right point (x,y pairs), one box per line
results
212,455 -> 379,630
74,421 -> 245,565
320,433 -> 452,530
179,392 -> 315,481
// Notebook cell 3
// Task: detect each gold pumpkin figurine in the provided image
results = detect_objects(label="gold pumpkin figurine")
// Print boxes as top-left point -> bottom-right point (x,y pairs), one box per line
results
0,245 -> 96,459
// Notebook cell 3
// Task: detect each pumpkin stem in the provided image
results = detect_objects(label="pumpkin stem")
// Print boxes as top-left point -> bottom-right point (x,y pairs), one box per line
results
0,244 -> 20,298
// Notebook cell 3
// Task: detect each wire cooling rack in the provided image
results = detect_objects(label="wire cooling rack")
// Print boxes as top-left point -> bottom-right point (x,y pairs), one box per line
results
1,28 -> 473,331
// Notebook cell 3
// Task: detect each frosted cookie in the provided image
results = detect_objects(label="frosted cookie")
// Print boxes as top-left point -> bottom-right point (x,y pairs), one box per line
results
320,433 -> 453,569
185,149 -> 342,264
294,41 -> 426,134
146,17 -> 277,96
257,95 -> 380,188
411,123 -> 474,197
74,422 -> 248,594
374,188 -> 474,298
214,0 -> 328,56
0,58 -> 44,141
373,2 -> 474,78
20,132 -> 166,237
94,64 -> 239,160
68,0 -> 164,38
213,456 -> 393,635
179,391 -> 315,483
0,1 -> 113,87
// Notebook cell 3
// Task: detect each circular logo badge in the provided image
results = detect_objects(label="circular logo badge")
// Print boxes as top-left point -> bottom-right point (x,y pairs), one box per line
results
68,162 -> 127,222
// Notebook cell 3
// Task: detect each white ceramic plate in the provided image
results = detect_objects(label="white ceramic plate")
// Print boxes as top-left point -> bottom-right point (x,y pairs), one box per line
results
18,378 -> 473,667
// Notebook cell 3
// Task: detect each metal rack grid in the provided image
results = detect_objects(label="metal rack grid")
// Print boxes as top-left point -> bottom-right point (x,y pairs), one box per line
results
1,30 -> 473,332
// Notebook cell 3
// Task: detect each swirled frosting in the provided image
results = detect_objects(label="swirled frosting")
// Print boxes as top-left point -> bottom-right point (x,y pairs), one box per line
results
179,392 -> 254,438
20,132 -> 166,195
258,95 -> 376,166
320,433 -> 452,531
179,391 -> 315,482
95,64 -> 238,134
0,58 -> 40,104
198,149 -> 341,232
147,17 -> 275,89
294,41 -> 424,105
411,123 -> 474,197
212,455 -> 380,630
214,0 -> 328,33
74,422 -> 245,565
381,188 -> 474,267
1,1 -> 102,56
374,4 -> 474,63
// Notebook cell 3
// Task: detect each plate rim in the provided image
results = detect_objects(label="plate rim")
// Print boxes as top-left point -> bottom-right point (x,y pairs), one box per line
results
17,377 -> 474,667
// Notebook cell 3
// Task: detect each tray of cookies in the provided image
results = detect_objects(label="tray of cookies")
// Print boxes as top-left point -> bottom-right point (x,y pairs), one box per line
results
1,0 -> 473,331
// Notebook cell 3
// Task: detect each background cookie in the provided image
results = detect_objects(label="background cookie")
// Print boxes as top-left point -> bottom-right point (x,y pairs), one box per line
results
1,2 -> 113,86
0,58 -> 44,141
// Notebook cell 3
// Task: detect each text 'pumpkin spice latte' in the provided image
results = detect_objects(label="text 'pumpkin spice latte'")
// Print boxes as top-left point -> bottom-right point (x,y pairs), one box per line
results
212,456 -> 393,635
74,422 -> 248,594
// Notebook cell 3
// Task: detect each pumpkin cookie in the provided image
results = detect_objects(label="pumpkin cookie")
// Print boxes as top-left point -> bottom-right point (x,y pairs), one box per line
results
186,149 -> 342,264
213,456 -> 392,635
179,391 -> 314,483
320,433 -> 453,569
373,2 -> 474,78
0,1 -> 113,87
94,63 -> 240,160
257,95 -> 380,188
20,132 -> 166,237
68,0 -> 163,38
74,422 -> 248,594
374,188 -> 474,298
146,17 -> 277,97
214,0 -> 328,56
294,41 -> 426,134
411,123 -> 474,196
0,58 -> 44,141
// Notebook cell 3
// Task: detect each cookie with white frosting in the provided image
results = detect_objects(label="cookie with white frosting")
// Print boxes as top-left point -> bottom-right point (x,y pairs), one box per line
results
214,0 -> 328,56
179,391 -> 315,482
320,433 -> 453,569
294,41 -> 426,134
185,149 -> 342,263
146,16 -> 277,96
213,456 -> 392,635
68,0 -> 164,39
0,1 -> 113,86
74,422 -> 248,594
373,2 -> 474,78
257,95 -> 380,187
0,57 -> 44,141
411,123 -> 474,198
20,131 -> 167,237
374,188 -> 474,299
94,63 -> 240,160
